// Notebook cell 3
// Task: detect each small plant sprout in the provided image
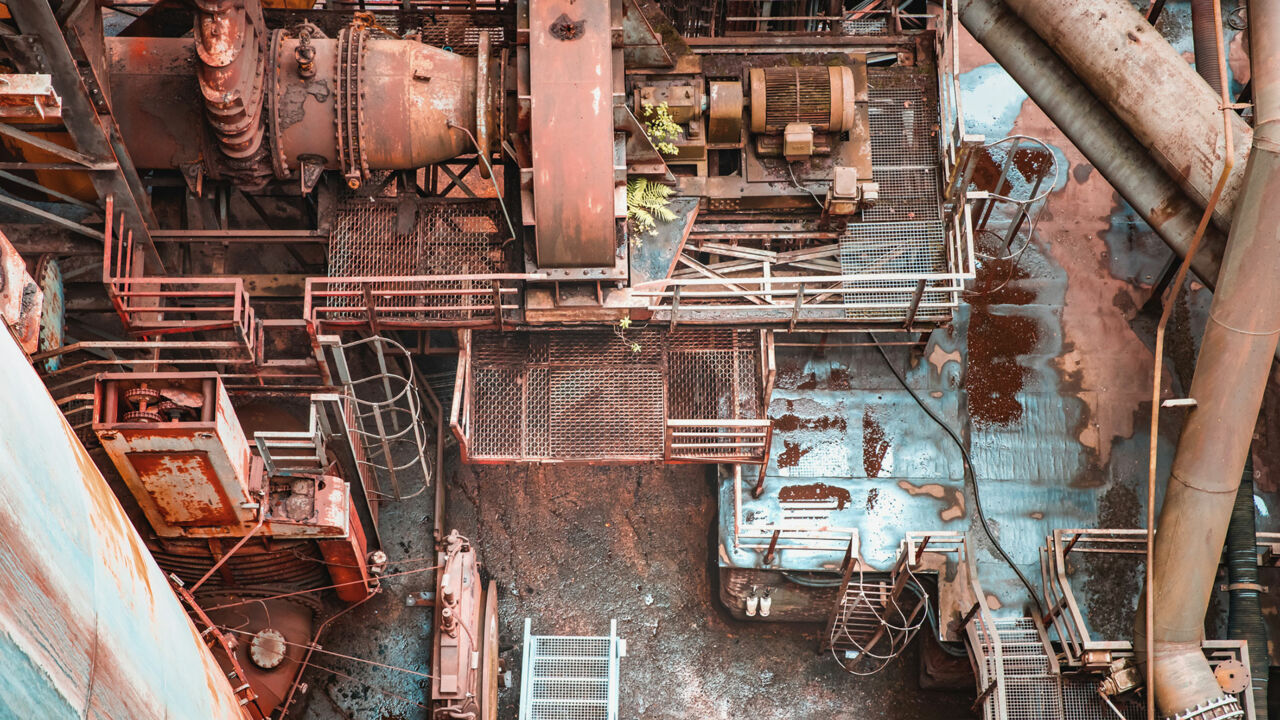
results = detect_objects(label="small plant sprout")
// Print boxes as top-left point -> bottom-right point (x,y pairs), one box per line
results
642,102 -> 682,156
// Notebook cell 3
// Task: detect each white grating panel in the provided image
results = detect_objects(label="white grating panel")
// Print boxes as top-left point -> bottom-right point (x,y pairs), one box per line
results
520,620 -> 623,720
838,220 -> 952,321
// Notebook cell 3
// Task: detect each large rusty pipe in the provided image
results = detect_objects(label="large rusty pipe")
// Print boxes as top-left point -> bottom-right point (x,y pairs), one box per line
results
1139,1 -> 1280,716
999,0 -> 1251,234
957,0 -> 1227,287
0,324 -> 247,718
104,34 -> 481,187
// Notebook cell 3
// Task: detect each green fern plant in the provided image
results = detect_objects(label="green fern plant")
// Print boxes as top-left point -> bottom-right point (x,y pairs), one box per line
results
627,178 -> 676,246
642,102 -> 682,156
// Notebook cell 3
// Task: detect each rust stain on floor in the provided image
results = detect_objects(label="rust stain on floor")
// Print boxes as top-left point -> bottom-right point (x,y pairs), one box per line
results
1003,97 -> 1160,464
965,254 -> 1039,429
897,480 -> 966,522
773,414 -> 848,433
777,440 -> 811,469
779,483 -> 852,511
862,411 -> 890,478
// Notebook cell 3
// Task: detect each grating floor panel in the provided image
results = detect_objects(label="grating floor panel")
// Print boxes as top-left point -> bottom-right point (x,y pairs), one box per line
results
836,68 -> 954,323
520,621 -> 621,720
327,198 -> 508,322
463,328 -> 766,462
838,220 -> 951,321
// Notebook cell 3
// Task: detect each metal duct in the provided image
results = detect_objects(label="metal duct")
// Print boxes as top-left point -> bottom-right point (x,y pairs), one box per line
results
998,0 -> 1251,234
1141,0 -> 1280,716
956,0 -> 1227,288
1227,461 -> 1269,720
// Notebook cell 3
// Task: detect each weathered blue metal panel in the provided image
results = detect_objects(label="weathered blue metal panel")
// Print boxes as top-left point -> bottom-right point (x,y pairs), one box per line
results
0,329 -> 245,719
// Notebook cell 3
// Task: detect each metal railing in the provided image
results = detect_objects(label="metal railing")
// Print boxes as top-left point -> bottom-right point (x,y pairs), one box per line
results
102,196 -> 254,345
1038,528 -> 1147,669
317,335 -> 433,501
823,532 -> 961,675
729,464 -> 859,554
664,419 -> 773,463
633,211 -> 975,327
450,328 -> 772,464
304,274 -> 537,332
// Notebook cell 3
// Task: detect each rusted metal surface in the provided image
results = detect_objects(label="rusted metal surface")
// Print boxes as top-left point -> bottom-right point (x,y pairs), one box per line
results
195,0 -> 272,184
102,200 -> 257,344
527,0 -> 620,268
270,34 -> 478,184
957,0 -> 1228,288
452,327 -> 771,463
0,73 -> 61,119
108,27 -> 482,187
999,0 -> 1250,234
0,227 -> 42,354
1143,1 -> 1280,715
317,511 -> 374,603
432,531 -> 485,716
202,590 -> 319,718
93,372 -> 257,536
0,321 -> 247,719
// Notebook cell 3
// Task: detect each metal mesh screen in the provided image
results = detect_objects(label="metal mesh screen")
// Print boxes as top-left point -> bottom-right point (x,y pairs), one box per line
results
327,198 -> 507,322
520,622 -> 620,720
866,75 -> 939,168
838,220 -> 950,321
464,328 -> 764,462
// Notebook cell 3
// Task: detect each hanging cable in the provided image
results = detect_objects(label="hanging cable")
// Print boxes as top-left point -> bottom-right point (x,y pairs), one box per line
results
869,332 -> 1045,618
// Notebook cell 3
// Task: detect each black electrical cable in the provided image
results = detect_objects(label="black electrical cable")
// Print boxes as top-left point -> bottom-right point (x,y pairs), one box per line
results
870,332 -> 1046,619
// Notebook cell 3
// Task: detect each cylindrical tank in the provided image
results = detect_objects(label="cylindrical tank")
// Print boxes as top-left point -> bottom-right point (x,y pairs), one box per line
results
103,31 -> 479,189
0,327 -> 246,719
269,30 -> 477,183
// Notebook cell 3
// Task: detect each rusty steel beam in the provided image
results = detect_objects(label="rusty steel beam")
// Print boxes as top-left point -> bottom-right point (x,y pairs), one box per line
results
957,0 -> 1227,288
1140,1 -> 1280,716
999,0 -> 1251,234
528,0 -> 619,268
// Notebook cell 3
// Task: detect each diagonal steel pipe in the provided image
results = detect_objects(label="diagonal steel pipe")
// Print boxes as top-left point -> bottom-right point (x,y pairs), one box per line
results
998,0 -> 1251,235
956,0 -> 1228,287
1137,0 -> 1280,716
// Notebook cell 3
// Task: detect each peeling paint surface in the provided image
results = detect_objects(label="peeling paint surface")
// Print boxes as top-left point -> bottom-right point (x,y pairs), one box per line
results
717,19 -> 1227,641
0,330 -> 244,718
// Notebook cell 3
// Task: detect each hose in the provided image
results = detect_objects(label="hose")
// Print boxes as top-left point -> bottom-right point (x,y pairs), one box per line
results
1191,0 -> 1225,93
870,333 -> 1045,619
1227,458 -> 1269,719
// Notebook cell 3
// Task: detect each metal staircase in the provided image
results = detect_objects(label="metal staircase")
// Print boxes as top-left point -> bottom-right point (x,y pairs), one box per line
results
519,619 -> 625,720
968,615 -> 1063,720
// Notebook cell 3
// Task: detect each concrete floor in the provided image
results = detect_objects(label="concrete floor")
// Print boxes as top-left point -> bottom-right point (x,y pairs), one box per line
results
298,456 -> 975,719
450,462 -> 974,720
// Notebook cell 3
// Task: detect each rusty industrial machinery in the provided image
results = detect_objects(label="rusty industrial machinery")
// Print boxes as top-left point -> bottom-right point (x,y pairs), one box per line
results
3,0 -> 1280,718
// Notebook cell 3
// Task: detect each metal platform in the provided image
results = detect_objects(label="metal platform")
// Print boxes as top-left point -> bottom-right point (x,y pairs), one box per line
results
451,328 -> 773,463
310,197 -> 526,330
632,66 -> 973,327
